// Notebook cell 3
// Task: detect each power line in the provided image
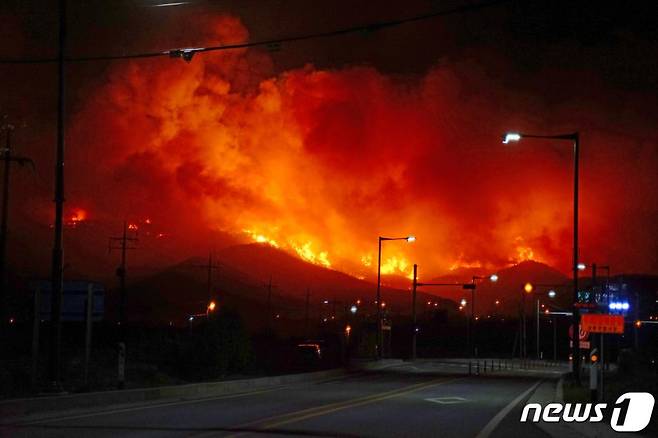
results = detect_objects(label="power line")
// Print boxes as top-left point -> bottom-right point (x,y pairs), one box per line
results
0,0 -> 509,64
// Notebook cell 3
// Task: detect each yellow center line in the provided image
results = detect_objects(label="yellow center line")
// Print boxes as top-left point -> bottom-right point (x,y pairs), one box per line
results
14,386 -> 288,426
220,377 -> 462,438
14,373 -> 360,428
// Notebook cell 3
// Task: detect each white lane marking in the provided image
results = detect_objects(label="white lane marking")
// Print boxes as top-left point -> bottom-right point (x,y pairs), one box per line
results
474,380 -> 542,438
425,396 -> 468,404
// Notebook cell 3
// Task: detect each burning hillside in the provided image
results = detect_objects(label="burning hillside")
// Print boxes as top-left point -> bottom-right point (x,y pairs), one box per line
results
48,14 -> 657,281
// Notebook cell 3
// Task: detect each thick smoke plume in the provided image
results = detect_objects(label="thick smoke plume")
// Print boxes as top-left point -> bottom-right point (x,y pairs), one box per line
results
60,15 -> 657,279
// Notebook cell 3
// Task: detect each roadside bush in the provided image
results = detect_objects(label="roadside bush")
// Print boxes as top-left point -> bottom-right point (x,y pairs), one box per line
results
175,309 -> 253,380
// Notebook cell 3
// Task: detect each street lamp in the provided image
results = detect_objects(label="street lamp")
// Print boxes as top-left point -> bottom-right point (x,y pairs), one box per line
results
503,130 -> 581,382
376,235 -> 415,359
411,265 -> 497,360
520,283 -> 563,359
469,274 -> 499,358
502,133 -> 521,143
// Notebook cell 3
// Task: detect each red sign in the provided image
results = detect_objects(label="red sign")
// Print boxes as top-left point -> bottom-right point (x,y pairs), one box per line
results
570,341 -> 591,349
574,302 -> 598,309
568,324 -> 589,341
580,314 -> 624,334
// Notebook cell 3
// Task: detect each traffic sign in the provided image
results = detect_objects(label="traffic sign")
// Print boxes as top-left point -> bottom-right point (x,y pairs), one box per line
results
580,314 -> 624,334
568,324 -> 589,341
570,340 -> 591,349
31,280 -> 104,321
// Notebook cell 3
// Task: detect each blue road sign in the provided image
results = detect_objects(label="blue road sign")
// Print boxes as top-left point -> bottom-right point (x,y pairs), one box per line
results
30,280 -> 104,321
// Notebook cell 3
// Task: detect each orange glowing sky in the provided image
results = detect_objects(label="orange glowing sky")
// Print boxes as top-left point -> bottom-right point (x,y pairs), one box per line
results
20,14 -> 655,280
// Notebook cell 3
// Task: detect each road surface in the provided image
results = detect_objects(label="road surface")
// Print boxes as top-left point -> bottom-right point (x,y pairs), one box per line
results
2,361 -> 557,437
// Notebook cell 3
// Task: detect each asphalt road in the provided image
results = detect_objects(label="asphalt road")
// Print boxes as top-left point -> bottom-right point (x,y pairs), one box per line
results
2,362 -> 555,438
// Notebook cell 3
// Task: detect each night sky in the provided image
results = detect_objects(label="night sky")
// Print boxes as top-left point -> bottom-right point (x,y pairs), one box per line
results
1,0 -> 657,281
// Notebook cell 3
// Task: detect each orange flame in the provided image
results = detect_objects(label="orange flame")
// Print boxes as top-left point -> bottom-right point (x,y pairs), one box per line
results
64,14 -> 624,280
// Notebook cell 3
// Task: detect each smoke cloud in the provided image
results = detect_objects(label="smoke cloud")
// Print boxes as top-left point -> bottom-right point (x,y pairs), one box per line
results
46,14 -> 658,279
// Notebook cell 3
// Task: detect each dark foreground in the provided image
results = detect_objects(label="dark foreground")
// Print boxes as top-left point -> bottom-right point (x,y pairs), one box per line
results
1,362 -> 554,438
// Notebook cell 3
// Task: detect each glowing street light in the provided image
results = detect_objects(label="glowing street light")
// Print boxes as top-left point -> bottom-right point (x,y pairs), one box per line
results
489,274 -> 499,282
350,305 -> 358,314
577,263 -> 587,271
524,282 -> 534,294
207,301 -> 216,312
548,290 -> 557,299
502,132 -> 521,144
502,130 -> 581,381
460,298 -> 467,307
376,235 -> 415,359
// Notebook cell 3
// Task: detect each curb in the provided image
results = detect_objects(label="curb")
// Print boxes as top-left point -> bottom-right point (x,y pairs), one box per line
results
556,375 -> 564,402
348,359 -> 405,371
0,368 -> 347,420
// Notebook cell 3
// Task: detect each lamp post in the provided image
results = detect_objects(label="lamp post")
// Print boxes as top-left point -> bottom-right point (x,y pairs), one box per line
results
470,274 -> 498,357
535,290 -> 558,360
460,298 -> 469,356
206,300 -> 216,317
521,282 -> 563,359
376,235 -> 414,359
411,264 -> 417,360
503,131 -> 581,382
412,265 -> 497,359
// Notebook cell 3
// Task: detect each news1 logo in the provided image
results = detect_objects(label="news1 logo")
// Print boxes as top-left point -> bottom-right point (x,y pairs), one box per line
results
521,392 -> 655,432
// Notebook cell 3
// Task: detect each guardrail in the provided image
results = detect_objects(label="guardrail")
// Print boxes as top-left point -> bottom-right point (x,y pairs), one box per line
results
466,358 -> 569,376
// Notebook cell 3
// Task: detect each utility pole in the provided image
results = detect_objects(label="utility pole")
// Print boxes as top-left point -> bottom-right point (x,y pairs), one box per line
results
536,298 -> 540,359
573,132 -> 581,383
265,275 -> 276,330
634,289 -> 640,351
191,250 -> 220,304
0,122 -> 33,325
48,0 -> 67,392
109,222 -> 138,325
109,221 -> 137,389
519,293 -> 527,359
471,282 -> 476,358
304,288 -> 310,338
411,264 -> 417,360
553,316 -> 557,361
